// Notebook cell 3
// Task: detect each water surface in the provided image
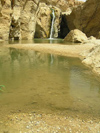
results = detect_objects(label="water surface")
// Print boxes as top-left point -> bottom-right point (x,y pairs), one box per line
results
0,47 -> 100,119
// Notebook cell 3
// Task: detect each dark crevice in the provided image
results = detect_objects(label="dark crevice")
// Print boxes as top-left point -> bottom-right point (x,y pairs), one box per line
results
1,0 -> 5,6
11,0 -> 15,9
58,15 -> 70,39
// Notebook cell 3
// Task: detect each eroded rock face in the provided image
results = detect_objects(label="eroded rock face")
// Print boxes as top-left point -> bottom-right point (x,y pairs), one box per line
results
66,0 -> 100,38
35,3 -> 61,38
82,45 -> 100,75
9,0 -> 39,40
0,0 -> 12,40
0,0 -> 39,41
0,0 -> 92,41
35,3 -> 51,38
40,0 -> 74,12
20,0 -> 39,40
64,29 -> 88,43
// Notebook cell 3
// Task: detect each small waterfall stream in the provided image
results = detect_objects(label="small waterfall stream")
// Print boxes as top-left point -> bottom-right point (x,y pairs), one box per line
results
50,9 -> 55,39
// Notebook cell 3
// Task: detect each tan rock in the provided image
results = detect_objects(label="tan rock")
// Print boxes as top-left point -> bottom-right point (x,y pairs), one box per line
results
35,3 -> 61,38
82,45 -> 100,75
64,29 -> 88,43
40,0 -> 75,12
35,3 -> 51,38
66,0 -> 100,38
20,0 -> 39,40
0,0 -> 12,40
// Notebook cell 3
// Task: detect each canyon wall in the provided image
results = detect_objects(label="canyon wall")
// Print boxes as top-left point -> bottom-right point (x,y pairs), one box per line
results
0,0 -> 77,41
2,0 -> 100,41
66,0 -> 100,38
0,0 -> 12,41
0,0 -> 39,41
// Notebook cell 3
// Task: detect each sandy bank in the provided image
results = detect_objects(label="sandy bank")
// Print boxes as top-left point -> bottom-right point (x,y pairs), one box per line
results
6,43 -> 95,58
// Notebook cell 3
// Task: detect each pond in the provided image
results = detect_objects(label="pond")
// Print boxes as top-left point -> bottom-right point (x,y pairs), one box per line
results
0,46 -> 100,120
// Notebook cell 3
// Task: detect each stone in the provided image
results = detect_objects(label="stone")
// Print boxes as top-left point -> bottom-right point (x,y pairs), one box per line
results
40,0 -> 75,12
9,1 -> 21,40
64,29 -> 88,43
35,3 -> 61,38
35,3 -> 51,38
0,0 -> 12,40
88,36 -> 96,40
20,0 -> 39,40
66,0 -> 100,38
82,45 -> 100,75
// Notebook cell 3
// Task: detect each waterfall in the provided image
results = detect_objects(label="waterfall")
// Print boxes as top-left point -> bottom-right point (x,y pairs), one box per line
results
50,9 -> 55,39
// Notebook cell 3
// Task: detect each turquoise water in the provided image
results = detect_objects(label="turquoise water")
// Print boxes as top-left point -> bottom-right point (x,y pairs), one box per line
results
0,47 -> 100,119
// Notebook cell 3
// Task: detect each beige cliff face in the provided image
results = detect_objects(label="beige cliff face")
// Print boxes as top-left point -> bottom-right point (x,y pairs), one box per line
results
35,3 -> 51,38
82,45 -> 100,75
35,3 -> 61,38
1,0 -> 99,41
20,0 -> 39,40
9,0 -> 39,40
66,0 -> 100,38
40,0 -> 80,12
0,0 -> 39,41
0,0 -> 12,41
40,0 -> 76,12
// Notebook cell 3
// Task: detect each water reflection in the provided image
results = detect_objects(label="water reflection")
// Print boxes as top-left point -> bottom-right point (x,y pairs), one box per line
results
0,48 -> 100,118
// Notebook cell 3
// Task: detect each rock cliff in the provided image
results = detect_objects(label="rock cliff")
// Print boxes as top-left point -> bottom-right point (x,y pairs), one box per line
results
0,0 -> 77,41
35,3 -> 61,38
1,0 -> 100,41
0,0 -> 39,41
0,0 -> 12,41
66,0 -> 100,38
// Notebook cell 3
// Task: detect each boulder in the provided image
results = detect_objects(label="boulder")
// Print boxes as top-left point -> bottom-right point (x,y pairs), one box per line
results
82,45 -> 100,75
64,29 -> 88,43
66,0 -> 100,38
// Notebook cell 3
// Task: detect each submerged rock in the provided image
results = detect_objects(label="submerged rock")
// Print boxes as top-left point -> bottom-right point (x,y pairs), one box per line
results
64,29 -> 88,43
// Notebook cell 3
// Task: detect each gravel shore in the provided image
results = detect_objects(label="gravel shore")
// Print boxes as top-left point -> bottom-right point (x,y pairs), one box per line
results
0,112 -> 100,133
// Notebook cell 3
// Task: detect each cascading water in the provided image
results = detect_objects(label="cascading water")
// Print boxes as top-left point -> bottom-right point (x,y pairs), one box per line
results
50,9 -> 55,39
49,9 -> 55,64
